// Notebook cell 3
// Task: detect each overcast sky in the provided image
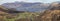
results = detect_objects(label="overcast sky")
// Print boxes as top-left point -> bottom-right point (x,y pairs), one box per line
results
0,0 -> 60,5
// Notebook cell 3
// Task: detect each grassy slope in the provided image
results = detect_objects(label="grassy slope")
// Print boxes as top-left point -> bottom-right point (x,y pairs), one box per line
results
4,12 -> 40,21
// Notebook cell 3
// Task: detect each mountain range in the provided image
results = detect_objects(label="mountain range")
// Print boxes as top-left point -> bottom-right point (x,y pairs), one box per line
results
1,2 -> 50,12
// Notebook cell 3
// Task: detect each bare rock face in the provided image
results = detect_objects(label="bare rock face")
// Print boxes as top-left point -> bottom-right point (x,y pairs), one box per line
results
33,2 -> 60,21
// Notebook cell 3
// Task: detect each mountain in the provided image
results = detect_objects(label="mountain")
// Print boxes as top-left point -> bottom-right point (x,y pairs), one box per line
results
1,2 -> 50,12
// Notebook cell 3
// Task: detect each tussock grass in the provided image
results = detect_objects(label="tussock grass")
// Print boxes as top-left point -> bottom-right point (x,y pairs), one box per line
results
1,12 -> 40,21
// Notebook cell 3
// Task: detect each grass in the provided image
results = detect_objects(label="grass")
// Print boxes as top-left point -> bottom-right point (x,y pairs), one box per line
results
2,12 -> 40,21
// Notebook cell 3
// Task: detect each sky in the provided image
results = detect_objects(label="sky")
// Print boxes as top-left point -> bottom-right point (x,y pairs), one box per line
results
0,0 -> 60,5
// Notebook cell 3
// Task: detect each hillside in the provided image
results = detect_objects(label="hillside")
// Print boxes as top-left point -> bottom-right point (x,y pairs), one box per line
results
36,2 -> 60,21
0,5 -> 40,21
